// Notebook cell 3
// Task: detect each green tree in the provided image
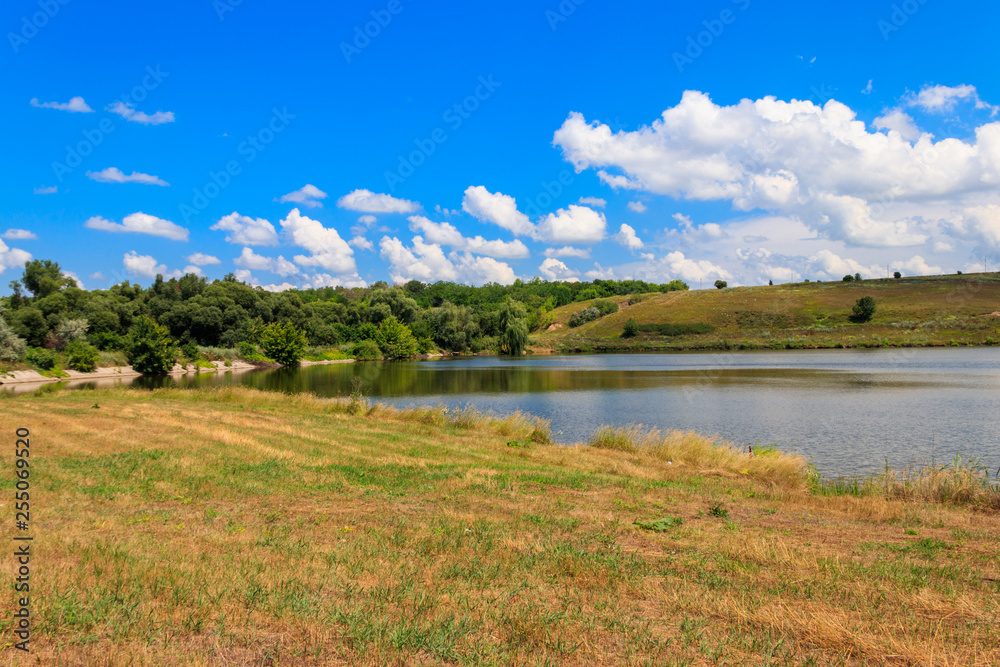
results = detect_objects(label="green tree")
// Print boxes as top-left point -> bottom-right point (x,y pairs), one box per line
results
125,316 -> 177,375
854,273 -> 862,282
714,280 -> 728,289
851,296 -> 877,323
375,316 -> 419,359
259,321 -> 307,366
20,259 -> 72,298
622,318 -> 638,338
893,271 -> 902,279
842,274 -> 854,282
498,300 -> 529,356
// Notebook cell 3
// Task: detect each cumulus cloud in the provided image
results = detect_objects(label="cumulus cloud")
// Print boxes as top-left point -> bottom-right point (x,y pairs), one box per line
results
108,102 -> 175,125
627,201 -> 648,213
944,205 -> 1000,251
613,223 -> 644,251
538,258 -> 579,282
906,84 -> 998,115
233,247 -> 299,276
337,189 -> 419,214
87,167 -> 169,186
536,205 -> 606,244
357,214 -> 377,226
543,246 -> 591,259
0,240 -> 32,275
408,215 -> 530,259
462,186 -> 535,236
348,236 -> 374,251
30,96 -> 93,113
123,251 -> 180,279
85,212 -> 189,241
553,90 -> 1000,247
578,196 -> 607,207
279,184 -> 328,208
33,186 -> 57,195
2,229 -> 37,241
873,109 -> 921,141
379,236 -> 516,285
280,208 -> 357,275
211,213 -> 279,246
186,252 -> 221,266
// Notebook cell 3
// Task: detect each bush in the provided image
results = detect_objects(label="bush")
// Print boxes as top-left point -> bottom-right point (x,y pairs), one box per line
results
260,321 -> 307,366
65,340 -> 100,373
622,318 -> 638,338
352,339 -> 382,360
628,295 -> 644,306
568,307 -> 600,328
125,316 -> 177,375
25,347 -> 57,371
54,318 -> 89,348
894,271 -> 902,279
0,310 -> 28,362
88,331 -> 124,351
636,322 -> 715,336
842,274 -> 855,282
593,299 -> 619,316
375,316 -> 419,359
181,340 -> 200,362
714,280 -> 728,289
851,296 -> 877,323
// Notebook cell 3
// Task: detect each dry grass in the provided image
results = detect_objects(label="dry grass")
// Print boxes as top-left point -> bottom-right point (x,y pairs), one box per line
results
1,386 -> 998,665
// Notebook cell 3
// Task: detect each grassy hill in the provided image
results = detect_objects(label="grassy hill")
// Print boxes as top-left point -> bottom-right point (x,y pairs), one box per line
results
533,273 -> 1000,352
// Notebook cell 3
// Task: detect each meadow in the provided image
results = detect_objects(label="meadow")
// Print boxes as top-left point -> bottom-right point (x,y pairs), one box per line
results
1,386 -> 998,665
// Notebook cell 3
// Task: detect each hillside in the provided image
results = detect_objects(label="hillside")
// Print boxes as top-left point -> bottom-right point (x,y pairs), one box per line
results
534,273 -> 1000,352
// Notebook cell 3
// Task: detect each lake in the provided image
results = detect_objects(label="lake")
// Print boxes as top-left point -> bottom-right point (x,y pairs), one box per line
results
13,348 -> 1000,478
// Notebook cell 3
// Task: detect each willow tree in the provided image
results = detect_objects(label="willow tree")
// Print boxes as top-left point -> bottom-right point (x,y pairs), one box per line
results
498,299 -> 528,356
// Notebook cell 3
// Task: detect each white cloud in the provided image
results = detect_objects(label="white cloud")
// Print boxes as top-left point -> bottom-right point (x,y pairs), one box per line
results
279,184 -> 328,208
552,90 -> 1000,247
462,186 -> 535,236
30,96 -> 93,113
578,196 -> 607,208
85,212 -> 189,241
33,186 -> 57,195
182,265 -> 203,277
337,189 -> 419,214
233,247 -> 299,276
280,208 -> 357,275
89,272 -> 106,281
906,84 -> 998,115
357,215 -> 377,226
211,212 -> 279,246
63,271 -> 84,289
108,102 -> 175,125
895,255 -> 943,276
186,252 -> 221,266
613,223 -> 644,251
87,167 -> 169,186
584,264 -> 616,280
379,236 -> 516,285
944,205 -> 1000,250
348,236 -> 374,251
407,215 -> 530,259
538,258 -> 579,282
123,251 -> 180,279
536,205 -> 606,244
2,229 -> 37,241
873,109 -> 921,142
543,246 -> 591,259
454,253 -> 517,284
0,240 -> 32,275
627,201 -> 648,213
862,80 -> 873,95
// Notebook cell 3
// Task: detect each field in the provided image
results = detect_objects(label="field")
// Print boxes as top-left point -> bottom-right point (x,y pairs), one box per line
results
535,273 -> 1000,352
1,386 -> 999,665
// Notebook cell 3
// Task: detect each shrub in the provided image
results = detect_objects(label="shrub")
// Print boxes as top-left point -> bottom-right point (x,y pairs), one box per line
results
593,299 -> 619,316
260,321 -> 307,366
54,318 -> 89,348
714,280 -> 728,289
854,273 -> 862,282
628,295 -> 644,306
622,318 -> 638,338
88,331 -> 124,351
375,316 -> 419,359
125,316 -> 177,375
181,340 -> 200,362
65,340 -> 100,373
851,296 -> 877,323
352,339 -> 382,360
842,274 -> 855,282
636,322 -> 715,336
0,310 -> 28,362
25,347 -> 57,371
894,271 -> 902,279
568,307 -> 600,328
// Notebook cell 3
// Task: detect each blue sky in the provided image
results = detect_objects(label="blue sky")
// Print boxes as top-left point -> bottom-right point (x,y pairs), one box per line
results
3,0 -> 999,292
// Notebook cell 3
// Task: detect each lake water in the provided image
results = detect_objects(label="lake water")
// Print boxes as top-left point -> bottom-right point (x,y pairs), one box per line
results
12,348 -> 1000,478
